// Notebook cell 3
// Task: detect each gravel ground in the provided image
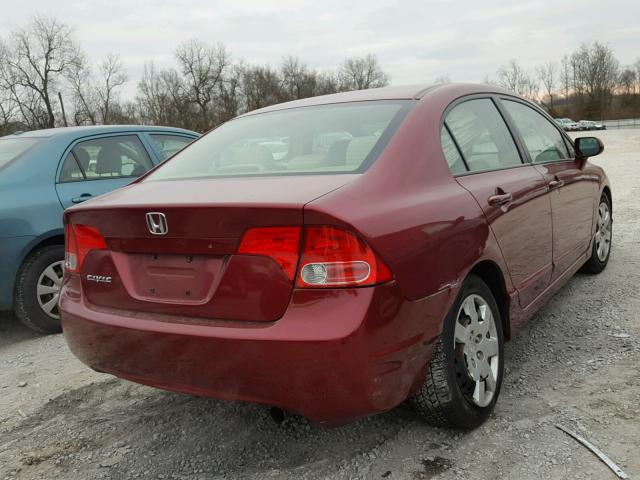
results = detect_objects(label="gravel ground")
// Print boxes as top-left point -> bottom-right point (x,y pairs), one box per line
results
1,129 -> 639,480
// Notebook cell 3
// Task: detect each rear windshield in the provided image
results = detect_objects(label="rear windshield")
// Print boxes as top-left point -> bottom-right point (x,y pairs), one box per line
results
0,137 -> 41,169
145,101 -> 412,181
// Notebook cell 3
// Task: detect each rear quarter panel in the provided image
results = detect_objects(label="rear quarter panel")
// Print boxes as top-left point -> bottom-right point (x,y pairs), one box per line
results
0,140 -> 65,308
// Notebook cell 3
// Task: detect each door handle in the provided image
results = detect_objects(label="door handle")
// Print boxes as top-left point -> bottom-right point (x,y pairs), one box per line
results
548,179 -> 565,189
488,192 -> 513,206
71,193 -> 92,204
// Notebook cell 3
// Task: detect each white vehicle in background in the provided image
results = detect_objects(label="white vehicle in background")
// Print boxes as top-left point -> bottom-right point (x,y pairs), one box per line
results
555,118 -> 583,131
579,120 -> 607,131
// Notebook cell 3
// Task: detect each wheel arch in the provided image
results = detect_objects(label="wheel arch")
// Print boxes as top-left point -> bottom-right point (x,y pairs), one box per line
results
15,231 -> 65,286
602,185 -> 612,213
467,260 -> 511,340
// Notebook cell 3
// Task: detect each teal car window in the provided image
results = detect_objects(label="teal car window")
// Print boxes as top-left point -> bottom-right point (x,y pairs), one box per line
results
71,135 -> 153,179
150,134 -> 195,160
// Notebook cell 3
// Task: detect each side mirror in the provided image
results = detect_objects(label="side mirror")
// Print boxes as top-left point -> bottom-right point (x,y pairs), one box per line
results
575,137 -> 604,159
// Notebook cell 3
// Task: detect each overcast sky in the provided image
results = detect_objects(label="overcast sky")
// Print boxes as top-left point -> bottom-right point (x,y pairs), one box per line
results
2,0 -> 639,98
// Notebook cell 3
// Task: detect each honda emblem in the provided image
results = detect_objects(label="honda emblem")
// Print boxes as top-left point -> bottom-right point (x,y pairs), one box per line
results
146,212 -> 168,235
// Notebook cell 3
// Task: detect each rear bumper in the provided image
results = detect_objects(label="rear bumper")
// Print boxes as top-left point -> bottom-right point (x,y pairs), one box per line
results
60,275 -> 452,424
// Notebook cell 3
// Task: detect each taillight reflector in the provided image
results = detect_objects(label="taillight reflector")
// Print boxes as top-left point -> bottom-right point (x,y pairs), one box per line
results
296,226 -> 392,288
64,223 -> 107,273
237,225 -> 392,288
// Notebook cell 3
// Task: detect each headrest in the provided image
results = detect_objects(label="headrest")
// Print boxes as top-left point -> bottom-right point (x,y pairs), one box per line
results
95,144 -> 122,175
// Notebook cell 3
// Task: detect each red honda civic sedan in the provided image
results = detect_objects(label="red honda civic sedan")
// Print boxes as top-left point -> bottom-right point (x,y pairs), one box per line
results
60,83 -> 611,428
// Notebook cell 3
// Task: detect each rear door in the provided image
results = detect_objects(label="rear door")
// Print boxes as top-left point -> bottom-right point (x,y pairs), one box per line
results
500,99 -> 597,281
55,134 -> 154,209
445,97 -> 553,308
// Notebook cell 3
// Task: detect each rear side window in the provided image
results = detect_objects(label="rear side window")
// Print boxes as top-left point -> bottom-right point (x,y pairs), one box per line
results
445,99 -> 522,173
502,100 -> 570,162
66,135 -> 153,180
59,153 -> 85,182
144,101 -> 412,181
150,134 -> 195,160
0,138 -> 41,169
440,127 -> 467,174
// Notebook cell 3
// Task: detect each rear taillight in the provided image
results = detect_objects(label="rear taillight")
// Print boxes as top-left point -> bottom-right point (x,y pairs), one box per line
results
237,225 -> 392,288
64,224 -> 107,273
237,226 -> 302,282
296,226 -> 392,288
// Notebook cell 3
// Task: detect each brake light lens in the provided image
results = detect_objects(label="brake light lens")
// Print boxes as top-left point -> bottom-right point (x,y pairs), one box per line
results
237,225 -> 392,287
64,224 -> 107,273
296,226 -> 392,288
237,226 -> 302,282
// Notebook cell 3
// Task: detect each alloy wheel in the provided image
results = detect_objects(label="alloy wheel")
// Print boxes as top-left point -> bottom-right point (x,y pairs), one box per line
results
595,201 -> 612,262
36,260 -> 64,319
453,294 -> 499,407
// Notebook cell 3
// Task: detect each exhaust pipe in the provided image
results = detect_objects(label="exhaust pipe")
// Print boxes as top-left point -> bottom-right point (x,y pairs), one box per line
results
269,407 -> 288,423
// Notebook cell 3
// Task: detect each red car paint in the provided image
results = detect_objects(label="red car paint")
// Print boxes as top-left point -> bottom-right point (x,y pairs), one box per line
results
60,83 -> 610,424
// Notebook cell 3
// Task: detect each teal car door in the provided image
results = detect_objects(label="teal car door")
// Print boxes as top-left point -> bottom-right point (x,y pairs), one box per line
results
55,134 -> 154,209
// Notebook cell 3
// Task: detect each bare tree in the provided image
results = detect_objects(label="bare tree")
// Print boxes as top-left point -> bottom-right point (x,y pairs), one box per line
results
0,45 -> 19,133
536,61 -> 557,111
0,89 -> 18,134
0,16 -> 82,128
175,40 -> 229,131
241,65 -> 284,111
338,54 -> 390,91
67,53 -> 128,125
496,59 -> 537,100
560,55 -> 571,102
619,68 -> 636,96
571,42 -> 619,117
136,62 -> 193,128
315,72 -> 340,95
67,54 -> 98,125
215,65 -> 243,125
0,16 -> 391,133
280,56 -> 318,100
97,54 -> 127,124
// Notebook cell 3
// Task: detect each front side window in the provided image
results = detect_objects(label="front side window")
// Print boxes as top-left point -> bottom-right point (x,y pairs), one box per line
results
144,101 -> 412,181
70,135 -> 153,180
0,137 -> 42,170
445,98 -> 522,173
503,100 -> 569,163
150,134 -> 195,160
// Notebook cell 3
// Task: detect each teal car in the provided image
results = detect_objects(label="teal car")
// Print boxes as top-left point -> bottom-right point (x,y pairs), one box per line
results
0,125 -> 198,333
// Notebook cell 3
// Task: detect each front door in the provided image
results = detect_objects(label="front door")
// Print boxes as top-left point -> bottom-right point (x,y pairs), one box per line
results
499,99 -> 597,280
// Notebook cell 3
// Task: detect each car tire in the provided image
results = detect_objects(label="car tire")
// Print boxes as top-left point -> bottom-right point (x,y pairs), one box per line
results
581,194 -> 612,274
14,245 -> 64,334
411,274 -> 504,429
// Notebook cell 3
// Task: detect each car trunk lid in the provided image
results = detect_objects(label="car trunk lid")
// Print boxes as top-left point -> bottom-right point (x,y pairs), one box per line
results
66,175 -> 356,322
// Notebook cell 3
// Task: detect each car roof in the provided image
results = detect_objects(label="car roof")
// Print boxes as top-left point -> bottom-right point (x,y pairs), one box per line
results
242,83 -> 515,116
3,125 -> 199,140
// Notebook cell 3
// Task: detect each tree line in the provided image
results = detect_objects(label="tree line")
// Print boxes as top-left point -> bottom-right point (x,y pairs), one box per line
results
491,42 -> 640,120
0,16 -> 390,135
2,16 -> 640,136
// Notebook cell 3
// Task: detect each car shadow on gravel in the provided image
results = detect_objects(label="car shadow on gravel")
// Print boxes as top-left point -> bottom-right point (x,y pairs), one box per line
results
0,312 -> 44,350
1,377 -> 430,479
